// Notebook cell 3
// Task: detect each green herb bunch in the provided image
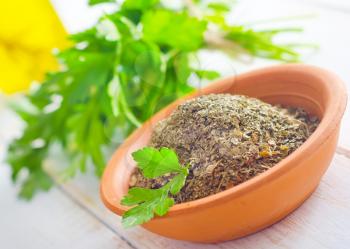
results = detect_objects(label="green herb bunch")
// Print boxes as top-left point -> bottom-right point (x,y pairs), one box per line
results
6,0 -> 304,199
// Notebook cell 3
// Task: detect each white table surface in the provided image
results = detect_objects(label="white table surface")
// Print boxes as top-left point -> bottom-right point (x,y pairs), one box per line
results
1,0 -> 350,248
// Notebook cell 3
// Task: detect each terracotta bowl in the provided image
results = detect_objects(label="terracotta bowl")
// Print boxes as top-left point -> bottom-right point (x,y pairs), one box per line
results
101,64 -> 347,243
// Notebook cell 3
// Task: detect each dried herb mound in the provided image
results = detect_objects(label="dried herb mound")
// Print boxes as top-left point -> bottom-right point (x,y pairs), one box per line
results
131,94 -> 319,203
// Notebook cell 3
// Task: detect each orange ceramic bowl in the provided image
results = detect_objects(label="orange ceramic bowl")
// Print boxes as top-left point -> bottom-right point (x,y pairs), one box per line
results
101,64 -> 347,243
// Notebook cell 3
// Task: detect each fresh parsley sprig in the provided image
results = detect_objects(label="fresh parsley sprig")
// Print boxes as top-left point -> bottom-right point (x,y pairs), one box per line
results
121,147 -> 189,228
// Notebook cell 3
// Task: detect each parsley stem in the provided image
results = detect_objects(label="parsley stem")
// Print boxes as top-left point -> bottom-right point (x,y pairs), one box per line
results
113,42 -> 142,127
119,89 -> 142,127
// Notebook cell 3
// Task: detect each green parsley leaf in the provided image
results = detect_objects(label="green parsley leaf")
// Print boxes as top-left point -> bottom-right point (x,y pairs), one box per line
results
195,69 -> 221,80
142,10 -> 207,51
225,26 -> 302,62
121,147 -> 188,227
122,0 -> 159,10
132,147 -> 186,178
121,187 -> 163,206
207,2 -> 231,13
88,0 -> 115,6
169,172 -> 188,195
18,169 -> 53,200
154,197 -> 175,216
122,201 -> 156,227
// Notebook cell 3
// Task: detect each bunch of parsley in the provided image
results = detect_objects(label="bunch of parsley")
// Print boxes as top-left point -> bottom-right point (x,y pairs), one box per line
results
6,0 -> 303,199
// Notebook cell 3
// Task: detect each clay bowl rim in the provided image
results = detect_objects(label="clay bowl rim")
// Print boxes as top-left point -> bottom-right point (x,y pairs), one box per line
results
101,64 -> 347,218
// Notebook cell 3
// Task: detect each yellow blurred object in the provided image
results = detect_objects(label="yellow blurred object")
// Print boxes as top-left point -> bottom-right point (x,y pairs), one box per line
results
0,0 -> 68,94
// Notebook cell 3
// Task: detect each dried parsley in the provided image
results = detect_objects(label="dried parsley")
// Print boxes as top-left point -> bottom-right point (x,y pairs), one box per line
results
131,94 -> 320,204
